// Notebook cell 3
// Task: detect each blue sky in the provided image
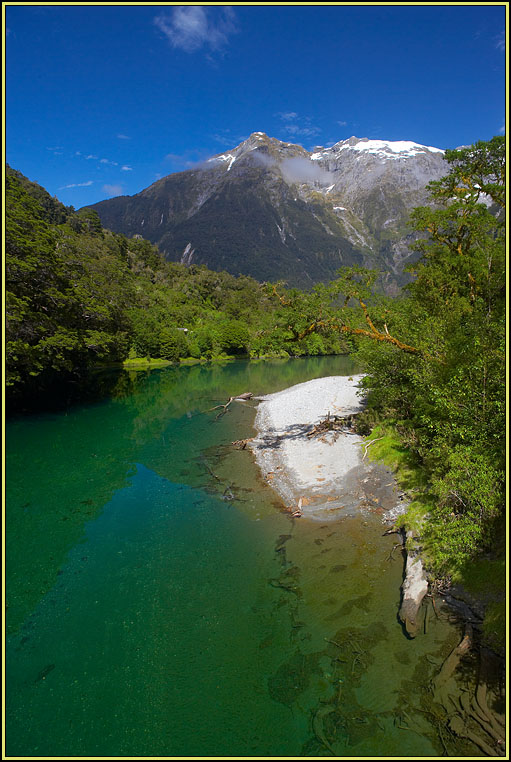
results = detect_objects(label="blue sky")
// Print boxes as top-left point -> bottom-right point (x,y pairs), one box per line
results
5,3 -> 507,208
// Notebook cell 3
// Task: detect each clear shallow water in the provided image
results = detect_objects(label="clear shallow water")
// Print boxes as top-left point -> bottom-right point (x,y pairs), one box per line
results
6,357 -> 474,757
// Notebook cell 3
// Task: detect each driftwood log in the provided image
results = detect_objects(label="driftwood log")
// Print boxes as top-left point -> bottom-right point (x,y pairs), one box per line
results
209,392 -> 254,419
362,436 -> 384,460
232,437 -> 254,449
398,537 -> 429,638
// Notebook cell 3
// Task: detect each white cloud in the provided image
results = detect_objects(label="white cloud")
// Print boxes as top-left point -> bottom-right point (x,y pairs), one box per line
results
495,31 -> 505,52
285,124 -> 321,138
154,6 -> 238,53
499,123 -> 505,134
59,180 -> 93,189
337,120 -> 347,126
277,112 -> 298,121
121,165 -> 133,171
251,152 -> 333,186
212,132 -> 236,146
276,111 -> 321,139
280,157 -> 333,186
117,134 -> 131,140
210,131 -> 248,149
100,158 -> 118,166
102,184 -> 123,196
85,154 -> 98,160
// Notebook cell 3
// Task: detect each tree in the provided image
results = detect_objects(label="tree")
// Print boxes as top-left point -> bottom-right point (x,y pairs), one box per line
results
267,136 -> 505,572
359,136 -> 505,571
217,319 -> 250,355
159,327 -> 188,361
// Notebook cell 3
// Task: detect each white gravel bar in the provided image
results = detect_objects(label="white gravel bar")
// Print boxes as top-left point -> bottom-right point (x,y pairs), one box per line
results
249,375 -> 373,519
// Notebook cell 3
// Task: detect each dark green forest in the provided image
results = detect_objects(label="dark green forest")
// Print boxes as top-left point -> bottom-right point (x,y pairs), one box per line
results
5,137 -> 506,644
5,165 -> 350,407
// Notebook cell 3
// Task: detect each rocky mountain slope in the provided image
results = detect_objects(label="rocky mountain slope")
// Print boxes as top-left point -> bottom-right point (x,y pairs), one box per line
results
88,132 -> 448,291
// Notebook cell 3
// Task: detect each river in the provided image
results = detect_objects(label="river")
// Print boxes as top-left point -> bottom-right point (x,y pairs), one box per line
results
5,357 -> 479,757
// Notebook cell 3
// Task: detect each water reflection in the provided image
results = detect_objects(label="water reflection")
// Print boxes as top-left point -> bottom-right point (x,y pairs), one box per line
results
6,357 -> 359,634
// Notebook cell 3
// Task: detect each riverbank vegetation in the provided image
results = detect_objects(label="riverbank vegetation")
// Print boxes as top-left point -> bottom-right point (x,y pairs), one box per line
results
357,138 -> 505,584
6,166 -> 350,410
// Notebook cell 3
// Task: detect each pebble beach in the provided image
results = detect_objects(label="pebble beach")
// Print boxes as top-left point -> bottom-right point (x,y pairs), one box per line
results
249,375 -> 401,520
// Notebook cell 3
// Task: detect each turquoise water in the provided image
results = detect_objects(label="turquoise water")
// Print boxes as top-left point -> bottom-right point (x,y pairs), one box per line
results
6,358 -> 473,757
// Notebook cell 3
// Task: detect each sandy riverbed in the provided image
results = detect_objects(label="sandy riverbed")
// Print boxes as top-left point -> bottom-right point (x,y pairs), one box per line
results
249,375 -> 405,521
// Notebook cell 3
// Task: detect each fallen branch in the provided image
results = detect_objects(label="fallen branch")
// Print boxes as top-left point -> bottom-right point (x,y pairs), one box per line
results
269,284 -> 442,361
475,650 -> 506,737
324,638 -> 344,649
460,692 -> 503,744
201,458 -> 221,482
386,542 -> 403,562
305,412 -> 357,443
209,392 -> 253,419
362,436 -> 384,460
232,437 -> 254,449
429,594 -> 440,619
382,526 -> 401,536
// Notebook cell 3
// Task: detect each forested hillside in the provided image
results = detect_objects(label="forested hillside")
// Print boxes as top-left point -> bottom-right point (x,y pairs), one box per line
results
5,166 -> 350,409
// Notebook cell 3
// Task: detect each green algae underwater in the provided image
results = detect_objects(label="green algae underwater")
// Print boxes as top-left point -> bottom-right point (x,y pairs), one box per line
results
5,357 -> 488,757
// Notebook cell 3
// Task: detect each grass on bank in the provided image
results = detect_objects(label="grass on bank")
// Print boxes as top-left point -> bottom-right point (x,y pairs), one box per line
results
122,353 -> 237,369
122,348 -> 295,369
362,423 -> 506,651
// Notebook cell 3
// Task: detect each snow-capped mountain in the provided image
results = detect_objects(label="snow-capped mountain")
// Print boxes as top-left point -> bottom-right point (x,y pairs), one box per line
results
88,132 -> 448,291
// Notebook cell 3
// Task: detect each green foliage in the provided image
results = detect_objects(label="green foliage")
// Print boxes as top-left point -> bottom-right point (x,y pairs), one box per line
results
6,168 -> 348,407
355,137 -> 505,575
72,207 -> 105,236
159,328 -> 189,362
423,448 -> 502,570
217,319 -> 250,355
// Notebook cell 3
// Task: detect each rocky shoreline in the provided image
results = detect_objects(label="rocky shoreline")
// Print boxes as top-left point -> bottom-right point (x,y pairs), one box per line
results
249,374 -> 429,631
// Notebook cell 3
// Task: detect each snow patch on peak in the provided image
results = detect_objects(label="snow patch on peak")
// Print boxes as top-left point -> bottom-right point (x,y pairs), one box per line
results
207,153 -> 237,170
349,139 -> 444,158
313,137 -> 444,161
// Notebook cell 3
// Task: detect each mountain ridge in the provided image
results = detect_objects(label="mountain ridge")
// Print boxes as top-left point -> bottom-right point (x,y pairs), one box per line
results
88,132 -> 449,291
